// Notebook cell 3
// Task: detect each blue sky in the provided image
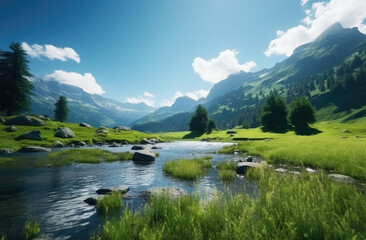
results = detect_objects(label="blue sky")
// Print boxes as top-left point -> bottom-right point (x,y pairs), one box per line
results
1,0 -> 365,107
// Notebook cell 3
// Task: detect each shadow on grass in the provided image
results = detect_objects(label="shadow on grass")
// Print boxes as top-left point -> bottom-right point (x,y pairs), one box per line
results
260,126 -> 289,134
183,131 -> 205,139
294,126 -> 322,136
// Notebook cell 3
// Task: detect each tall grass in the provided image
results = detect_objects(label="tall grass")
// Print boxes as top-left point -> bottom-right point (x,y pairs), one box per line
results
23,218 -> 40,240
216,161 -> 237,183
163,156 -> 212,180
216,161 -> 236,171
0,157 -> 12,165
96,192 -> 123,215
92,171 -> 366,240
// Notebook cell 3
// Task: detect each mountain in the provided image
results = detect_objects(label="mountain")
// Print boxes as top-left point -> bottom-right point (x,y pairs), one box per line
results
131,96 -> 197,126
134,23 -> 366,131
29,78 -> 156,127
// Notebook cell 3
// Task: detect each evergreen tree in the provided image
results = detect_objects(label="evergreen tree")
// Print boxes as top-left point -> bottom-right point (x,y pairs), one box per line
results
0,42 -> 33,115
289,97 -> 315,129
260,94 -> 288,132
54,96 -> 68,122
207,118 -> 217,132
189,104 -> 208,132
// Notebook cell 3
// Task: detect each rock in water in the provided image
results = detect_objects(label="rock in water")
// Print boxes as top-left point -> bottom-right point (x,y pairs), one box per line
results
55,127 -> 75,138
5,126 -> 18,132
0,148 -> 15,154
139,138 -> 153,144
79,122 -> 92,128
4,115 -> 45,126
236,162 -> 262,175
84,195 -> 105,205
96,185 -> 130,195
140,186 -> 188,200
133,150 -> 156,162
131,145 -> 146,150
18,146 -> 52,153
17,130 -> 42,141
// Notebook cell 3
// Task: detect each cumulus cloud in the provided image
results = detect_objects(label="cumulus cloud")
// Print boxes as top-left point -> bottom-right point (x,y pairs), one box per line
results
125,91 -> 155,107
160,89 -> 209,107
21,42 -> 80,63
265,0 -> 366,57
192,49 -> 257,84
44,70 -> 105,95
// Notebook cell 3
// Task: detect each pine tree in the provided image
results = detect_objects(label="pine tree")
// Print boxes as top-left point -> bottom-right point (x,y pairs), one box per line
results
289,97 -> 315,129
54,96 -> 68,122
260,94 -> 288,132
189,104 -> 208,132
207,118 -> 217,132
0,42 -> 33,115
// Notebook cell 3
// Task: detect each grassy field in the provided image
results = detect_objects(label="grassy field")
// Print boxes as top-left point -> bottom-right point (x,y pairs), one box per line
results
0,115 -> 157,151
160,118 -> 366,179
96,192 -> 123,215
91,170 -> 366,240
163,156 -> 212,180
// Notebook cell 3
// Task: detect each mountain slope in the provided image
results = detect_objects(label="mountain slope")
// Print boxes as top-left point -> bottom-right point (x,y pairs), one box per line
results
29,78 -> 156,127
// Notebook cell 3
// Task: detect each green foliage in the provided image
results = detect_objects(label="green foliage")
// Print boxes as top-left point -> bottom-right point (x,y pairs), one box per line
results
0,42 -> 33,116
216,161 -> 237,171
92,172 -> 366,240
261,94 -> 288,132
189,105 -> 209,132
289,97 -> 316,128
219,169 -> 236,182
241,122 -> 250,129
163,156 -> 212,180
207,118 -> 217,132
96,192 -> 123,215
54,96 -> 68,122
23,218 -> 40,240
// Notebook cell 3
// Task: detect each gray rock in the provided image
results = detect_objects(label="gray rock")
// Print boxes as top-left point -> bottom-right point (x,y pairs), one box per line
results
236,162 -> 262,175
149,137 -> 160,143
4,115 -> 45,126
19,146 -> 52,153
131,145 -> 146,150
5,126 -> 18,132
133,150 -> 156,162
275,168 -> 287,173
226,130 -> 237,134
84,195 -> 105,205
342,129 -> 350,133
33,115 -> 51,121
0,148 -> 15,154
17,130 -> 42,141
69,141 -> 86,146
151,146 -> 162,150
140,186 -> 188,200
96,185 -> 130,195
328,174 -> 356,183
140,138 -> 153,144
201,138 -> 211,142
306,167 -> 316,173
109,142 -> 122,147
55,127 -> 75,138
54,140 -> 64,148
96,129 -> 109,134
79,122 -> 92,128
113,126 -> 131,131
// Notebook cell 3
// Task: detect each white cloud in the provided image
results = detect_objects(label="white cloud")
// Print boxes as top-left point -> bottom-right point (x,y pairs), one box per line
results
125,91 -> 155,107
44,70 -> 105,95
300,0 -> 309,6
192,49 -> 257,84
160,89 -> 209,107
265,0 -> 366,57
21,42 -> 80,63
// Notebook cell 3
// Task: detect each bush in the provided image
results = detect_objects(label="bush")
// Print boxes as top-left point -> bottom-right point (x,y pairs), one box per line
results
23,219 -> 40,240
261,94 -> 288,132
289,97 -> 315,129
189,105 -> 209,132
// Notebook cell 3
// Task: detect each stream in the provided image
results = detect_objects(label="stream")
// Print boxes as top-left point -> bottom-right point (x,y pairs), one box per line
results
0,141 -> 259,240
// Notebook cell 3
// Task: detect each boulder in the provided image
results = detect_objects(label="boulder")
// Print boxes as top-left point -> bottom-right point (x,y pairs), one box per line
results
54,140 -> 64,148
109,142 -> 122,147
306,167 -> 316,173
226,130 -> 237,134
275,168 -> 287,173
140,186 -> 188,200
4,115 -> 44,126
84,195 -> 105,205
201,138 -> 211,142
342,129 -> 350,133
55,127 -> 75,138
96,129 -> 109,134
19,146 -> 52,153
140,138 -> 153,144
33,115 -> 51,121
79,122 -> 92,128
68,141 -> 86,147
113,126 -> 131,131
151,146 -> 162,150
133,150 -> 156,162
5,126 -> 18,132
328,174 -> 356,183
149,137 -> 160,143
131,145 -> 146,150
16,130 -> 42,141
236,162 -> 261,175
0,148 -> 15,154
96,185 -> 130,195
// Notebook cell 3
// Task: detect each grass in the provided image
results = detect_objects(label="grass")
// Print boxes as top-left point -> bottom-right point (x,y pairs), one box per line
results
216,161 -> 236,171
91,170 -> 366,240
163,156 -> 212,180
23,219 -> 40,240
35,149 -> 134,167
0,115 -> 159,151
216,161 -> 237,183
0,157 -> 12,165
161,117 -> 366,180
96,192 -> 123,215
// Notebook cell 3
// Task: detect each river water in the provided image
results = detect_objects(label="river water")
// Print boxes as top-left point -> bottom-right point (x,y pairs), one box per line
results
0,141 -> 259,240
